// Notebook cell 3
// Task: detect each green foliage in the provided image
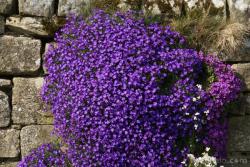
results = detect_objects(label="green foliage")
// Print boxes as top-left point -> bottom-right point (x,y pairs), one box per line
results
125,0 -> 143,11
158,72 -> 179,95
90,0 -> 121,13
197,63 -> 216,90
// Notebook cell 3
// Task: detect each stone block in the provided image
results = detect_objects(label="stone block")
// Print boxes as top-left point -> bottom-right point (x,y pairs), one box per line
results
0,0 -> 17,15
228,93 -> 248,116
58,0 -> 89,16
152,0 -> 182,16
184,0 -> 226,15
19,0 -> 55,17
0,91 -> 10,127
0,16 -> 4,34
228,0 -> 250,22
246,94 -> 250,114
0,162 -> 19,167
12,77 -> 53,125
228,116 -> 250,152
20,125 -> 56,157
232,63 -> 250,91
222,152 -> 250,167
6,16 -> 49,37
0,36 -> 41,75
0,129 -> 20,158
0,79 -> 11,88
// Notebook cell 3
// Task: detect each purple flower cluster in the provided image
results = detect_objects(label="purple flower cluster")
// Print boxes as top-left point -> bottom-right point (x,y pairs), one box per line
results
18,144 -> 69,167
20,11 -> 242,166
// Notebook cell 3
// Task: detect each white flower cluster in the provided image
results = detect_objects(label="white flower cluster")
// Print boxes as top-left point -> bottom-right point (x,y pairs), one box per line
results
187,148 -> 218,167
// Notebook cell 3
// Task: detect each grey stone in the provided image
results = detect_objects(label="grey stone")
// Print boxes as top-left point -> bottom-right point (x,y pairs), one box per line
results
0,162 -> 19,167
20,125 -> 57,157
6,16 -> 49,37
143,0 -> 183,16
223,152 -> 250,167
184,0 -> 225,15
0,91 -> 10,127
0,0 -> 17,15
228,116 -> 250,152
0,36 -> 41,75
11,124 -> 22,130
12,77 -> 53,125
0,16 -> 4,34
0,129 -> 20,158
0,79 -> 11,88
228,93 -> 246,116
246,94 -> 250,114
232,63 -> 250,91
58,0 -> 89,16
228,0 -> 250,22
19,0 -> 55,17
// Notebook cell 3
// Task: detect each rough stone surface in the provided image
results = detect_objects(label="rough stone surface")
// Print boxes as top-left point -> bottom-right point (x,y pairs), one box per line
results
228,116 -> 250,152
222,152 -> 250,167
0,162 -> 19,167
0,16 -> 4,34
19,0 -> 55,17
228,93 -> 247,115
0,36 -> 41,75
6,16 -> 49,37
11,124 -> 22,130
246,94 -> 250,114
58,0 -> 89,16
232,63 -> 250,91
0,91 -> 10,127
228,0 -> 250,22
184,0 -> 225,15
0,0 -> 17,15
0,79 -> 11,88
20,125 -> 56,157
143,0 -> 183,16
12,77 -> 53,125
0,129 -> 20,158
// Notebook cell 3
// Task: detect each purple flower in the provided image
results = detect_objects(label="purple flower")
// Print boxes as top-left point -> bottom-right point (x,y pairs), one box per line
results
20,10 -> 242,167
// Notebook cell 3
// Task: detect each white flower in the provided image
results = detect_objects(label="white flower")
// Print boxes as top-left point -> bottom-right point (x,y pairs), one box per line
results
181,160 -> 186,164
192,97 -> 197,102
205,147 -> 210,152
195,112 -> 200,116
204,110 -> 210,115
196,84 -> 202,89
188,152 -> 217,167
181,105 -> 187,110
193,116 -> 197,120
185,112 -> 190,116
194,124 -> 198,130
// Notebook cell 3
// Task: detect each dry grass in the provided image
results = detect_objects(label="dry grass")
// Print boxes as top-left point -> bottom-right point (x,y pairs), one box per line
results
170,5 -> 250,55
170,7 -> 224,52
214,22 -> 250,54
42,0 -> 249,57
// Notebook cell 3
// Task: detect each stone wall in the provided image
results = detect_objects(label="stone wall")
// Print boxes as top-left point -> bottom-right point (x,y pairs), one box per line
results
0,0 -> 249,166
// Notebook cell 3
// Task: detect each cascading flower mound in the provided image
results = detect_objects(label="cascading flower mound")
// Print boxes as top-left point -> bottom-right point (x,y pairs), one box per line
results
19,11 -> 242,167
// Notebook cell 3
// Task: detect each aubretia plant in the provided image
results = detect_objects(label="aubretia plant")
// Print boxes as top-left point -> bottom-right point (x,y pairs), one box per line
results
19,10 -> 242,167
18,144 -> 69,167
